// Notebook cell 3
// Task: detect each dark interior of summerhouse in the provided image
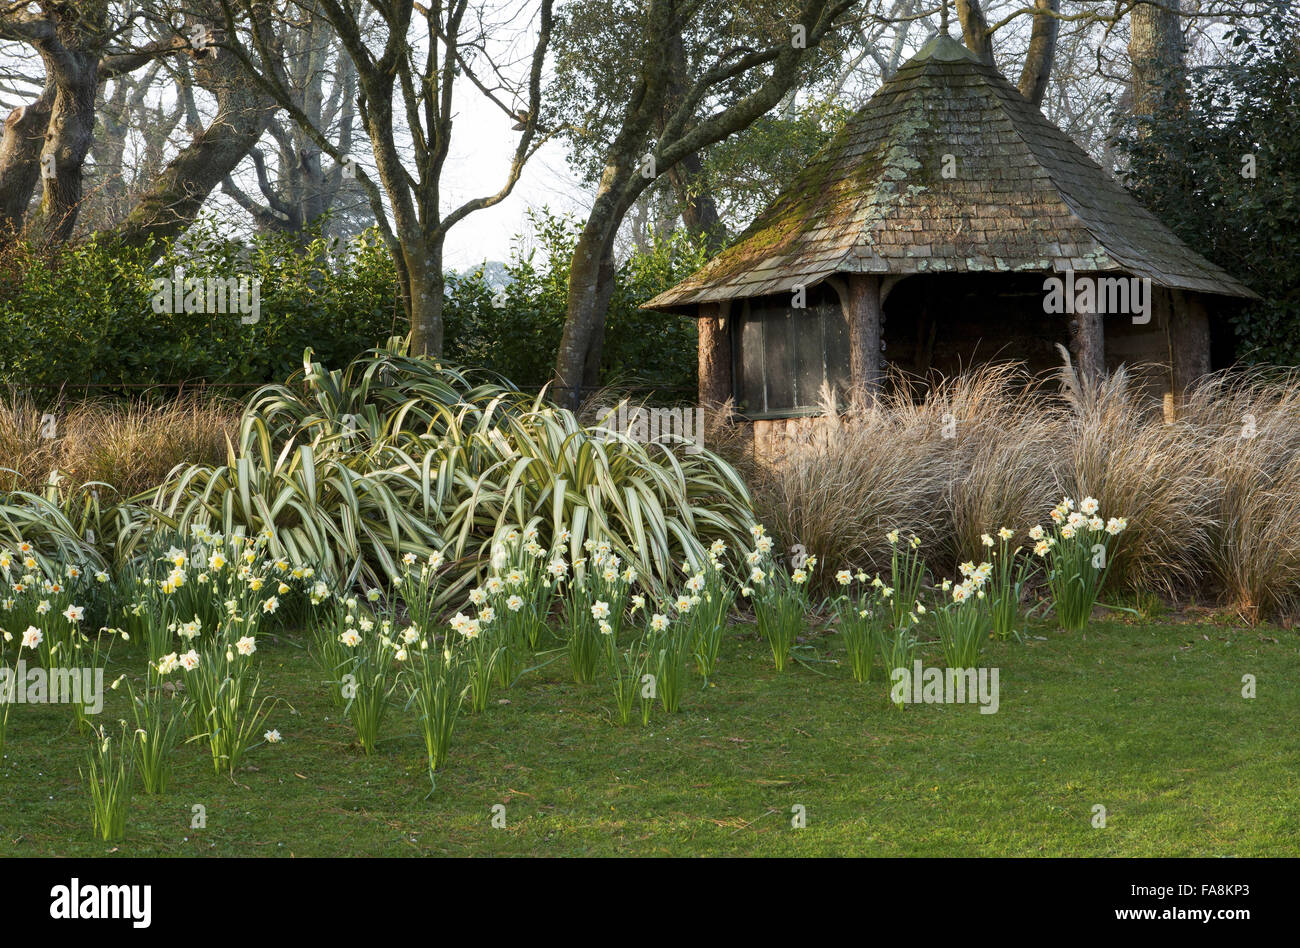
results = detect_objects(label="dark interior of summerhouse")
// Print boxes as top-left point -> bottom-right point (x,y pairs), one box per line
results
727,275 -> 1240,419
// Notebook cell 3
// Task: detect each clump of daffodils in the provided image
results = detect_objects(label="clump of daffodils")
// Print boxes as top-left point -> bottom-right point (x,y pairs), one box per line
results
555,532 -> 637,685
742,524 -> 816,594
1035,496 -> 1127,553
671,538 -> 737,680
746,525 -> 816,672
828,565 -> 901,684
950,560 -> 993,603
1032,497 -> 1128,632
475,524 -> 568,659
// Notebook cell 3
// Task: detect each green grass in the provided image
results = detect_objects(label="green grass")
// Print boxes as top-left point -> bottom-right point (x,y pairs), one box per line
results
2,612 -> 1297,856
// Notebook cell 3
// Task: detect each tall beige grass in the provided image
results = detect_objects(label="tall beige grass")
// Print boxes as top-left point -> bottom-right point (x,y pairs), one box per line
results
746,363 -> 1055,585
739,358 -> 1300,621
0,389 -> 61,492
1054,350 -> 1217,598
0,391 -> 237,498
1179,369 -> 1300,621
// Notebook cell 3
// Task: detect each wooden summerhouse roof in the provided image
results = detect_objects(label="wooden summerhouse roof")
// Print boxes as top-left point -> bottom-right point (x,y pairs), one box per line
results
644,33 -> 1257,313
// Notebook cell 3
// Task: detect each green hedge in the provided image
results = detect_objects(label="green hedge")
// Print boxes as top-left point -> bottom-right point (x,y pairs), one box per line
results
0,225 -> 402,393
0,211 -> 706,397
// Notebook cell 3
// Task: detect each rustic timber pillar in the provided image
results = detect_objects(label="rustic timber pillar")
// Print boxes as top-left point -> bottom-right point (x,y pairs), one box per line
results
1169,289 -> 1211,396
845,274 -> 884,406
697,301 -> 731,408
1071,287 -> 1104,386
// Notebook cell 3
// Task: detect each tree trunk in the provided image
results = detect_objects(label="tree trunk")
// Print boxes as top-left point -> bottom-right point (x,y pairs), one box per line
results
557,184 -> 624,405
1129,0 -> 1184,121
1017,0 -> 1059,107
0,85 -> 54,236
30,49 -> 99,244
581,240 -> 618,387
406,242 -> 445,357
955,0 -> 996,67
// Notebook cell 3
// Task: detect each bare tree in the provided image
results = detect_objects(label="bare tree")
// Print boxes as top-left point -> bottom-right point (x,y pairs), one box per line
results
0,1 -> 278,248
220,7 -> 367,241
219,0 -> 556,356
82,60 -> 185,232
113,3 -> 280,250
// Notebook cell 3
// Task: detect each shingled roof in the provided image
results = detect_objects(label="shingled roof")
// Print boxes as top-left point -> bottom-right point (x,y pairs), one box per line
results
644,32 -> 1257,313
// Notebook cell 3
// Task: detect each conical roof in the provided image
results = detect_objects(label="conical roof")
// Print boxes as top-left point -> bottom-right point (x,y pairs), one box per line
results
644,33 -> 1256,312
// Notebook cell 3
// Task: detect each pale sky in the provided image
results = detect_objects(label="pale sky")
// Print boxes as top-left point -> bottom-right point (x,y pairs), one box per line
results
435,105 -> 589,270
0,8 -> 591,271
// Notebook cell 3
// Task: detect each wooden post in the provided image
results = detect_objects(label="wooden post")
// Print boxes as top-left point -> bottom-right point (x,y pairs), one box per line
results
1072,288 -> 1104,386
845,274 -> 884,406
696,301 -> 731,409
1169,289 -> 1210,396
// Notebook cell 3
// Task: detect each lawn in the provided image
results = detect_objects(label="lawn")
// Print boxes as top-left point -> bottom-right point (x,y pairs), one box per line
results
2,611 -> 1297,857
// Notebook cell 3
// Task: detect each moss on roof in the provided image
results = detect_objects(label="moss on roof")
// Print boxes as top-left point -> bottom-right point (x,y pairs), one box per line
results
644,33 -> 1257,313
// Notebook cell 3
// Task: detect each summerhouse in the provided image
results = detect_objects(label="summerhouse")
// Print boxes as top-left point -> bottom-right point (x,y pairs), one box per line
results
641,32 -> 1257,445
